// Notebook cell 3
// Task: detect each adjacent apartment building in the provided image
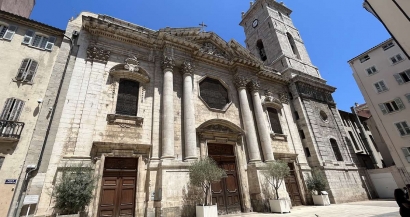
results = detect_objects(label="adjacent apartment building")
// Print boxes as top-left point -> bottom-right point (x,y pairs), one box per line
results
348,38 -> 410,185
363,0 -> 410,58
0,10 -> 64,217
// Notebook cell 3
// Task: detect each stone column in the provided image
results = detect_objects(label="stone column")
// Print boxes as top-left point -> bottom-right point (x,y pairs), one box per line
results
249,80 -> 274,162
234,76 -> 261,162
181,61 -> 197,160
161,56 -> 175,159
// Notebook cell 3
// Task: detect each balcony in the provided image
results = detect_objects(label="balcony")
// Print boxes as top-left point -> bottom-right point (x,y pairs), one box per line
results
0,120 -> 24,142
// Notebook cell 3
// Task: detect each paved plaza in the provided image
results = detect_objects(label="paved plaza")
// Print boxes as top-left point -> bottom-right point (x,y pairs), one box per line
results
225,200 -> 400,217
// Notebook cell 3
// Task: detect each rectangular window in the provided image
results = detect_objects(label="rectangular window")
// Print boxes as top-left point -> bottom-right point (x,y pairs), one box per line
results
0,98 -> 24,121
379,98 -> 405,114
15,59 -> 38,82
304,147 -> 311,157
0,25 -> 17,40
374,81 -> 388,93
396,122 -> 410,136
299,129 -> 305,139
390,54 -> 404,64
402,147 -> 410,163
22,29 -> 56,51
394,70 -> 410,84
0,157 -> 4,170
267,107 -> 283,134
366,66 -> 377,75
360,55 -> 370,63
115,79 -> 139,116
382,42 -> 395,51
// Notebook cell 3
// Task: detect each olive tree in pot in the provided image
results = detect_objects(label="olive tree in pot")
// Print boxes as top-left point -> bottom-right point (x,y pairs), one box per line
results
53,165 -> 96,216
262,160 -> 291,214
306,168 -> 330,206
189,157 -> 226,217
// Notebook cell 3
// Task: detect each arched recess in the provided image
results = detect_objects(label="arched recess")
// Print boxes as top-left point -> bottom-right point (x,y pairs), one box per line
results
109,57 -> 150,83
286,32 -> 300,60
256,39 -> 267,61
330,138 -> 343,161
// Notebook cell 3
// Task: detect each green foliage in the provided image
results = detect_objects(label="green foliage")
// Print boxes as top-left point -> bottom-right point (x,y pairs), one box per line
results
189,157 -> 226,206
262,160 -> 290,200
306,168 -> 328,195
53,165 -> 96,215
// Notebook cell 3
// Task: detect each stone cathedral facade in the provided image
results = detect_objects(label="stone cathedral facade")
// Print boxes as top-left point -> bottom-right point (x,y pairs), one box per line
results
14,1 -> 368,217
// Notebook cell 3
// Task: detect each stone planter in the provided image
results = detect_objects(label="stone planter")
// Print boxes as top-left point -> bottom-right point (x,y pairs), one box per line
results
269,199 -> 291,214
196,205 -> 218,217
312,194 -> 330,206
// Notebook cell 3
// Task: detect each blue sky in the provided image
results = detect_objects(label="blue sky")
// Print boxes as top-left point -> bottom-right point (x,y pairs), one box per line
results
31,0 -> 390,111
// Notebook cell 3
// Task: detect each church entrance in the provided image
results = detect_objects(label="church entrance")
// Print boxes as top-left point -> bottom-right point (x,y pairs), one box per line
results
284,163 -> 302,206
208,143 -> 242,215
98,157 -> 138,217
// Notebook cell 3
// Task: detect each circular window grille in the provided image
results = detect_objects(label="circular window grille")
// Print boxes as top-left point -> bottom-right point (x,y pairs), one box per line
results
320,110 -> 328,121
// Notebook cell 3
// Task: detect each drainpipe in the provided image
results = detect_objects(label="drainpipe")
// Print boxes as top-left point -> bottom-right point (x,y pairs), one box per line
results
11,33 -> 76,217
350,105 -> 378,168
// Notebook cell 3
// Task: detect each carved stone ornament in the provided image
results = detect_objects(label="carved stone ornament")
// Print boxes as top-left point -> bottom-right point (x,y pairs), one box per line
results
264,90 -> 282,105
233,76 -> 248,89
199,42 -> 227,59
279,92 -> 290,104
124,56 -> 140,72
203,124 -> 235,134
181,61 -> 194,75
161,56 -> 175,71
86,46 -> 111,64
247,79 -> 260,92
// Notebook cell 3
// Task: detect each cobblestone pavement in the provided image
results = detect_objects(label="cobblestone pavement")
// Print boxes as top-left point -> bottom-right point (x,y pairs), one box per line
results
224,200 -> 400,217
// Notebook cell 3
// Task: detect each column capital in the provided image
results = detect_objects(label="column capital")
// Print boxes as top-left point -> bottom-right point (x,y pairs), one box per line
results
248,79 -> 260,93
162,56 -> 175,71
234,76 -> 248,89
181,60 -> 194,75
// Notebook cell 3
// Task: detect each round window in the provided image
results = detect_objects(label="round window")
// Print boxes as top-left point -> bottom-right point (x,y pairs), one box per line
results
320,110 -> 328,121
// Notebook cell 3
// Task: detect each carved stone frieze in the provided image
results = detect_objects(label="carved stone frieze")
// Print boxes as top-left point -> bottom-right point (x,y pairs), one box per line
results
200,42 -> 228,59
124,56 -> 140,72
161,56 -> 175,71
181,60 -> 194,75
296,82 -> 335,104
247,79 -> 260,92
203,124 -> 235,134
233,76 -> 248,89
279,92 -> 290,104
86,46 -> 111,64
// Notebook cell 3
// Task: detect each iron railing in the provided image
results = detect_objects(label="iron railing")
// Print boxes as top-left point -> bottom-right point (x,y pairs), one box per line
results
0,120 -> 24,140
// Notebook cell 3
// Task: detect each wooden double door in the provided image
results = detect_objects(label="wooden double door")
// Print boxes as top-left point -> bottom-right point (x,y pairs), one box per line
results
284,163 -> 302,206
208,144 -> 242,215
98,158 -> 138,217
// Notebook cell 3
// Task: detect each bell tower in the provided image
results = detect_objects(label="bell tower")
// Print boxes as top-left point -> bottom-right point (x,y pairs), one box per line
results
240,0 -> 320,78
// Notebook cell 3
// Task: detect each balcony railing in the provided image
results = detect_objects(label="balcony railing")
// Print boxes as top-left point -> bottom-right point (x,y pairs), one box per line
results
0,120 -> 24,141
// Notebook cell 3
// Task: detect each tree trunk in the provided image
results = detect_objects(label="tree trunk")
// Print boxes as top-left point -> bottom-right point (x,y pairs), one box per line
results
275,188 -> 279,200
205,184 -> 210,206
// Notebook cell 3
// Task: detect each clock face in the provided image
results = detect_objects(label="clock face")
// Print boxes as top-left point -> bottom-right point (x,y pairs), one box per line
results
252,19 -> 258,28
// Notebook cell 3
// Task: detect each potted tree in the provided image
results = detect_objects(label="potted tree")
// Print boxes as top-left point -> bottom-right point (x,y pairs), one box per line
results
189,157 -> 226,217
306,168 -> 330,206
53,165 -> 96,216
262,160 -> 291,214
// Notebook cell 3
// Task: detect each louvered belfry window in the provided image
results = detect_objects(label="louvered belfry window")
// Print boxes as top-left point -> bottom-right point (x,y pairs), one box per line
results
16,58 -> 38,82
115,79 -> 139,116
0,98 -> 24,121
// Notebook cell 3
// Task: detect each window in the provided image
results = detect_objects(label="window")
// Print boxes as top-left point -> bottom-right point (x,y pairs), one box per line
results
294,111 -> 300,120
365,66 -> 377,75
379,98 -> 405,114
15,59 -> 38,82
395,121 -> 410,136
348,131 -> 360,150
256,40 -> 267,61
0,24 -> 17,40
394,70 -> 410,84
330,138 -> 343,161
390,54 -> 404,64
0,157 -> 4,170
369,135 -> 379,152
406,93 -> 410,103
299,129 -> 305,139
22,29 -> 56,50
360,55 -> 370,63
374,81 -> 388,93
115,79 -> 139,116
0,98 -> 24,121
267,107 -> 283,134
287,32 -> 300,59
382,42 -> 395,51
401,147 -> 410,162
304,147 -> 311,157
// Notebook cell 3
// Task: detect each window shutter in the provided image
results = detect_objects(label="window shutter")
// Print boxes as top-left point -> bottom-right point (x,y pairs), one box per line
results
16,59 -> 30,81
0,98 -> 14,120
3,25 -> 17,40
0,25 -> 7,38
397,54 -> 403,61
24,60 -> 38,82
374,83 -> 382,92
378,103 -> 388,114
8,99 -> 24,121
402,148 -> 410,162
45,36 -> 56,50
406,94 -> 410,103
22,30 -> 34,44
405,70 -> 410,79
394,97 -> 405,110
394,74 -> 404,84
380,81 -> 387,91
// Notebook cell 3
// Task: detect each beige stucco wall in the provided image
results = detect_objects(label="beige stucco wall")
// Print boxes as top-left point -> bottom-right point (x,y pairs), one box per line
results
0,17 -> 62,217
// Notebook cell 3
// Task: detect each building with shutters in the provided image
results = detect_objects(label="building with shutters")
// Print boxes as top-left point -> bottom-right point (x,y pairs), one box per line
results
8,1 -> 371,216
348,38 -> 410,186
0,10 -> 64,217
